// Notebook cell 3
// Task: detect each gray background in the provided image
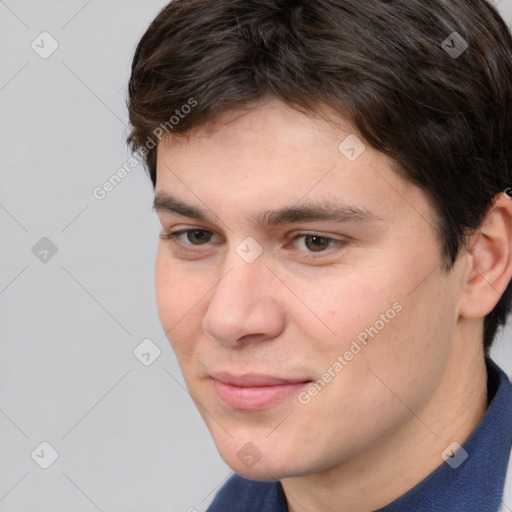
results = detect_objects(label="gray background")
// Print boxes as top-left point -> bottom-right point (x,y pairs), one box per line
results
0,1 -> 511,510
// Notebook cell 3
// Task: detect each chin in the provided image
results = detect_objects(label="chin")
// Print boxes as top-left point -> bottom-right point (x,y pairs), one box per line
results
214,437 -> 313,482
226,457 -> 295,482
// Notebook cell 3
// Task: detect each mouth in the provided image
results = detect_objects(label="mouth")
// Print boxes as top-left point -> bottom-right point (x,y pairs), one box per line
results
210,372 -> 312,410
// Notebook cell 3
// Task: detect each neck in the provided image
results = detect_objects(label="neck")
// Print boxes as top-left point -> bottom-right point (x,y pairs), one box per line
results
282,323 -> 488,512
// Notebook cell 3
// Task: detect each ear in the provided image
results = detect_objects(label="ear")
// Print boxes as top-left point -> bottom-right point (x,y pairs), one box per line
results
459,192 -> 512,319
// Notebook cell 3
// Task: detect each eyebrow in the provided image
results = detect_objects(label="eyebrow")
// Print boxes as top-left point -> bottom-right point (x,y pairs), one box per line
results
253,202 -> 382,225
153,194 -> 209,221
153,193 -> 383,226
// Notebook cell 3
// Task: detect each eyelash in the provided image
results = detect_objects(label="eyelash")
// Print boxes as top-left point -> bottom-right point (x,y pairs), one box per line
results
160,228 -> 348,256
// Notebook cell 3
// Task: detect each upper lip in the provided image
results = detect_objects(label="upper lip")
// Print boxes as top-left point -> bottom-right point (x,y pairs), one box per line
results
210,372 -> 311,387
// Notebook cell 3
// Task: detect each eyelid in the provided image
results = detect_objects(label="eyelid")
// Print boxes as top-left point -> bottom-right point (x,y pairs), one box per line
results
160,227 -> 221,244
289,230 -> 349,243
289,232 -> 348,251
289,229 -> 348,239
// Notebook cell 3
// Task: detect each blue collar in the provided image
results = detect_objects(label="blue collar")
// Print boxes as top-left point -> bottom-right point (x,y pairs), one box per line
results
207,358 -> 512,512
376,357 -> 512,512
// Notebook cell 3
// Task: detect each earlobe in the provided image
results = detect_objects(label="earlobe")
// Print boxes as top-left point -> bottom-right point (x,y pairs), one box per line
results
459,193 -> 512,319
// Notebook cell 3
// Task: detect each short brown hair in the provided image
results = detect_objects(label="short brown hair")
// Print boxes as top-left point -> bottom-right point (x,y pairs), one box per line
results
127,0 -> 512,352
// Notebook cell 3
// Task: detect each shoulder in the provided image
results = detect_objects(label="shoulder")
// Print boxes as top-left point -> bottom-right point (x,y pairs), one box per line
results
206,474 -> 287,512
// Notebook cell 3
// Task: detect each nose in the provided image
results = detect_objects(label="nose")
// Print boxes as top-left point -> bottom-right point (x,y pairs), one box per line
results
202,253 -> 286,347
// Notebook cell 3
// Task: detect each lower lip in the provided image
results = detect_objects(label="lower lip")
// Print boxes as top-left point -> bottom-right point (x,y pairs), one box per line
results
212,380 -> 310,410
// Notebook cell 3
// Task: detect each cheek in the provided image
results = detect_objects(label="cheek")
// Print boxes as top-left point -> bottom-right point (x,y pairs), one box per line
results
285,248 -> 452,379
326,272 -> 458,419
285,268 -> 397,358
154,248 -> 206,350
155,250 -> 178,327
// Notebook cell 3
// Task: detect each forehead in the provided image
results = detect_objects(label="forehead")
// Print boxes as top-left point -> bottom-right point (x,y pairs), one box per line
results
154,99 -> 434,232
159,99 -> 352,165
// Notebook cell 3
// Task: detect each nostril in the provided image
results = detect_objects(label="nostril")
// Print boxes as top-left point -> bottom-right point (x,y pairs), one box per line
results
238,332 -> 267,343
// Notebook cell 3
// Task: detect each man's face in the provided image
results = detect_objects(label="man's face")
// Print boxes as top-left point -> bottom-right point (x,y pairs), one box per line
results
154,99 -> 467,480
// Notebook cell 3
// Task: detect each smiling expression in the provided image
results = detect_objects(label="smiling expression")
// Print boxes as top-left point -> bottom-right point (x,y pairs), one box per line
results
153,98 -> 468,480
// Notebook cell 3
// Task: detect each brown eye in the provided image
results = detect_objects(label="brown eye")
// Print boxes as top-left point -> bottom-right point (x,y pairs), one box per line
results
293,234 -> 339,253
186,230 -> 213,245
161,229 -> 217,245
304,235 -> 331,252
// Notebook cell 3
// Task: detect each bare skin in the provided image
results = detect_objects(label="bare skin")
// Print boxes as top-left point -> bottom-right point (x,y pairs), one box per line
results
153,98 -> 512,512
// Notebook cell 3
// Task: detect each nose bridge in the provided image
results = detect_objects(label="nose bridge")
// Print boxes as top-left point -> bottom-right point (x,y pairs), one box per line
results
202,247 -> 284,345
210,250 -> 267,318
